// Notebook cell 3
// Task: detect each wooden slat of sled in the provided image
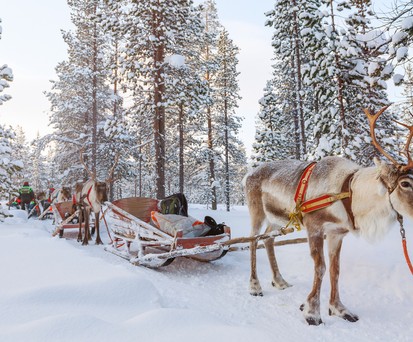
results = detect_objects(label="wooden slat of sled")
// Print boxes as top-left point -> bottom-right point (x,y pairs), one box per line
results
111,197 -> 159,223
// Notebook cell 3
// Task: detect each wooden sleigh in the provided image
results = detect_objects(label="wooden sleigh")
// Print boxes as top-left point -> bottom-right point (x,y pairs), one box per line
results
103,197 -> 231,268
51,201 -> 95,238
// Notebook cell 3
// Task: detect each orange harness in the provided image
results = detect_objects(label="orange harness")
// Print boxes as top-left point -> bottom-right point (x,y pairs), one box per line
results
289,163 -> 351,230
295,163 -> 351,212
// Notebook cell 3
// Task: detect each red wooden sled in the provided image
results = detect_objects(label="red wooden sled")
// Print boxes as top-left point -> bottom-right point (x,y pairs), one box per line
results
103,197 -> 231,268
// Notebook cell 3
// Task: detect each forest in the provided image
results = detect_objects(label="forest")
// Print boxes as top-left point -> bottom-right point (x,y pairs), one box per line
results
1,0 -> 413,211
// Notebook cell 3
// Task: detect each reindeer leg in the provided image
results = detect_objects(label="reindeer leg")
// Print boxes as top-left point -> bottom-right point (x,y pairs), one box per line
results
95,212 -> 103,245
327,233 -> 359,323
249,238 -> 263,296
77,209 -> 83,242
82,209 -> 90,246
249,208 -> 265,296
301,232 -> 325,326
264,226 -> 291,290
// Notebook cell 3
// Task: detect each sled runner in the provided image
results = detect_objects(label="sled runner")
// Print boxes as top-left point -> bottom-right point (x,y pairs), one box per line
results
103,196 -> 231,268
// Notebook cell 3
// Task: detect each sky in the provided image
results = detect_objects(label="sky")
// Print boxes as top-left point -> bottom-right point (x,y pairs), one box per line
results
0,0 -> 274,156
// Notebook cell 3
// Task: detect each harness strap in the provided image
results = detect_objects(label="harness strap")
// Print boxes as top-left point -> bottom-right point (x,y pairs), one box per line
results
289,164 -> 356,230
301,192 -> 350,213
86,185 -> 94,208
294,163 -> 316,204
340,173 -> 356,228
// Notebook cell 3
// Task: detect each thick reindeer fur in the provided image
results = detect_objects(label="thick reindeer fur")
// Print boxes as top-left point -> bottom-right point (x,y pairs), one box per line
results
75,180 -> 108,246
51,187 -> 71,203
244,156 -> 413,325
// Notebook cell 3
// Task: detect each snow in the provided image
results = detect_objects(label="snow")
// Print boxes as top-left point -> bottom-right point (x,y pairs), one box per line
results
164,54 -> 186,68
401,16 -> 413,30
393,73 -> 404,86
396,47 -> 409,62
1,204 -> 413,341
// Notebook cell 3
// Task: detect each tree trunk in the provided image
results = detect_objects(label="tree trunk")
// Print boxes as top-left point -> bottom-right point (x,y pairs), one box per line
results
329,0 -> 347,151
290,54 -> 301,160
179,102 -> 184,194
292,0 -> 306,158
152,7 -> 166,199
91,3 -> 98,177
224,96 -> 230,212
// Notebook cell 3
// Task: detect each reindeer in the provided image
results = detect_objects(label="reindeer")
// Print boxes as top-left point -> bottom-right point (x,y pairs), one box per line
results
50,187 -> 72,203
76,149 -> 118,246
243,106 -> 413,325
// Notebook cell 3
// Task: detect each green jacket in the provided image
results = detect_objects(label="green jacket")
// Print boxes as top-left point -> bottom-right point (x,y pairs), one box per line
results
19,185 -> 35,202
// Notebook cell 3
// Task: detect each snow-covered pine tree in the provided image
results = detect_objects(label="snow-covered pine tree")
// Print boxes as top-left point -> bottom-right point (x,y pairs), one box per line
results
213,29 -> 245,211
11,126 -> 31,186
160,3 -> 208,196
46,0 -> 114,185
0,125 -> 23,200
195,0 -> 222,209
29,133 -> 49,192
382,1 -> 413,83
252,68 -> 296,165
0,18 -> 13,106
265,0 -> 308,159
104,0 -> 206,199
0,21 -> 22,205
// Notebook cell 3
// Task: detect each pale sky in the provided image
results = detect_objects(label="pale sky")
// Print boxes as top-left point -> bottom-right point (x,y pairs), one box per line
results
0,0 -> 274,156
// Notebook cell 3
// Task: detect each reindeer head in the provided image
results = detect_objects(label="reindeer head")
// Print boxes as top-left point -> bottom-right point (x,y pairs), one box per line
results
364,106 -> 413,217
61,187 -> 71,201
78,147 -> 119,211
95,182 -> 108,203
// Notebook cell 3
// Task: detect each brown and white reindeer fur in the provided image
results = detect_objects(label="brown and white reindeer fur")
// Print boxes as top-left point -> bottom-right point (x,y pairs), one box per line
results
75,179 -> 108,246
244,108 -> 413,326
51,187 -> 71,203
76,149 -> 118,246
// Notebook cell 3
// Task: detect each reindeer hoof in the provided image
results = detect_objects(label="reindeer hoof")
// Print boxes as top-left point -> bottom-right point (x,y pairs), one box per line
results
271,279 -> 291,290
249,279 -> 263,296
329,308 -> 359,323
305,316 -> 323,326
300,304 -> 304,311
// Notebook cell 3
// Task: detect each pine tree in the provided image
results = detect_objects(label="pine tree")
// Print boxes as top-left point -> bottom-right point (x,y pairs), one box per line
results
45,0 -> 115,185
0,18 -> 13,106
382,1 -> 413,77
214,29 -> 244,211
104,0 -> 207,199
0,20 -> 22,202
0,126 -> 23,199
265,0 -> 308,159
195,0 -> 222,209
252,74 -> 296,164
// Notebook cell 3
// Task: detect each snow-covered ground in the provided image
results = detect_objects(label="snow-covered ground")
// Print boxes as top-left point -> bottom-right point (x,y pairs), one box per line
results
1,204 -> 412,342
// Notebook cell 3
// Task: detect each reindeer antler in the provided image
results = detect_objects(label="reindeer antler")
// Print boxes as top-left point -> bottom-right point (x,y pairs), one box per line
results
106,153 -> 120,184
364,106 -> 413,172
79,147 -> 96,180
393,118 -> 413,172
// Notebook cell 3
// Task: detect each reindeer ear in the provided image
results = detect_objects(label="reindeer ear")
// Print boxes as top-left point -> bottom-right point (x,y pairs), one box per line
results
375,158 -> 400,194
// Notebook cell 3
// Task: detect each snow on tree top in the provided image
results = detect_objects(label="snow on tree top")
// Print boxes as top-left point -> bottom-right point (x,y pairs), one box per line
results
402,16 -> 413,30
165,54 -> 186,68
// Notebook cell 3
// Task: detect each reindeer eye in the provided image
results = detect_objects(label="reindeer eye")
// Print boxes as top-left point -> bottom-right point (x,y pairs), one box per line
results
400,181 -> 411,189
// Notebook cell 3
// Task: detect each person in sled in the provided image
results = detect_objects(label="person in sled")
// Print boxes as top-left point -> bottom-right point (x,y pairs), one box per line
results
18,181 -> 35,212
8,196 -> 21,209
